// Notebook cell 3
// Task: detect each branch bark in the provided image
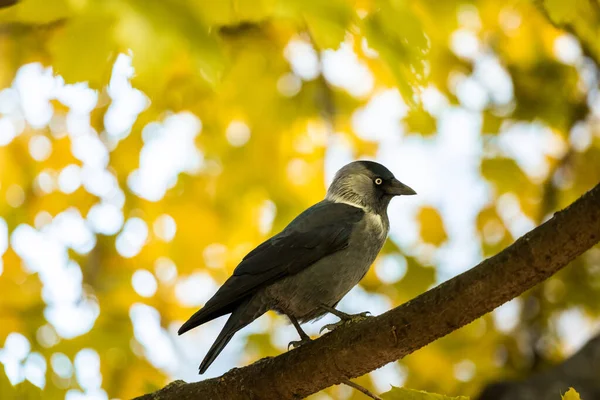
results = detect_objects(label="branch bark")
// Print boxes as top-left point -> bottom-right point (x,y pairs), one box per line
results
135,182 -> 600,400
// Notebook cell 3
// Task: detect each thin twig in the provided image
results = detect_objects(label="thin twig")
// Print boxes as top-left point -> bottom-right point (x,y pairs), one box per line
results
341,378 -> 382,400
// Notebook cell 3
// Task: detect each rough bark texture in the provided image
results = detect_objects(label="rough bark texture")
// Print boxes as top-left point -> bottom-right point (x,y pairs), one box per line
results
135,183 -> 600,400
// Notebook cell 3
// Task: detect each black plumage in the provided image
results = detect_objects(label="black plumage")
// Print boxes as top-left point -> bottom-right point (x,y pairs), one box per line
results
178,160 -> 415,374
178,202 -> 363,335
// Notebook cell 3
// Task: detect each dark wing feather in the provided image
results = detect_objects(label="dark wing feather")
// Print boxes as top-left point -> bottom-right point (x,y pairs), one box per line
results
178,201 -> 363,335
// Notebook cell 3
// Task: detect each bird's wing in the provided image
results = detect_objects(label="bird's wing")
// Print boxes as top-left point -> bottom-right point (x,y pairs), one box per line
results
178,201 -> 364,335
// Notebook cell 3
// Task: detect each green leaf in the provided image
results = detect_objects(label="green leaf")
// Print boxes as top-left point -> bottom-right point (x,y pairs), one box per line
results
279,0 -> 355,50
47,11 -> 117,88
481,111 -> 503,134
14,380 -> 43,400
194,0 -> 277,26
304,1 -> 354,50
382,386 -> 469,400
126,0 -> 224,88
508,60 -> 588,132
0,363 -> 12,400
0,363 -> 43,400
363,0 -> 429,104
543,0 -> 597,25
0,0 -> 72,24
542,0 -> 600,65
394,256 -> 436,301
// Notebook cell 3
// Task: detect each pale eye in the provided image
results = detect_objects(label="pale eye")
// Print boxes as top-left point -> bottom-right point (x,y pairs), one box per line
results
374,178 -> 383,185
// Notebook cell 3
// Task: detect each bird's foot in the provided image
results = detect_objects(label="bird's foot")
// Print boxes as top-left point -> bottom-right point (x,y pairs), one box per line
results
319,311 -> 372,333
287,336 -> 312,350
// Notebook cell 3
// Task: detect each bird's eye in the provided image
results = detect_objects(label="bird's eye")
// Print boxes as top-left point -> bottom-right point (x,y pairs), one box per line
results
374,178 -> 383,185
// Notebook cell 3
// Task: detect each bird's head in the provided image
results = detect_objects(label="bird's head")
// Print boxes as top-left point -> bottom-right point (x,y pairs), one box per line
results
326,160 -> 416,213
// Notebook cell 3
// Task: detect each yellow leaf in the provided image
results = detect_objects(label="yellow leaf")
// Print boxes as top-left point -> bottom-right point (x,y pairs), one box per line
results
417,206 -> 447,246
476,205 -> 511,257
404,106 -> 437,136
562,388 -> 582,400
382,386 -> 469,400
480,158 -> 529,195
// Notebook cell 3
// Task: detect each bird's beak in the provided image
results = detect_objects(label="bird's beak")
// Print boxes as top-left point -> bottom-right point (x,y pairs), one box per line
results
386,178 -> 416,196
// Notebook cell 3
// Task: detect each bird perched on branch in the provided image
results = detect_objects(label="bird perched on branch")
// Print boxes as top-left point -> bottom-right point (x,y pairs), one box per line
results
178,160 -> 416,374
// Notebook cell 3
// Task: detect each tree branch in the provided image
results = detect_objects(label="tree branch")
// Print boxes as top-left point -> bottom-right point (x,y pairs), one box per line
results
135,182 -> 600,400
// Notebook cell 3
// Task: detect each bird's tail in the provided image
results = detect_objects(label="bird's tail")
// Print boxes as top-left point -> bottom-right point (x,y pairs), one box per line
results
199,297 -> 265,374
178,302 -> 236,336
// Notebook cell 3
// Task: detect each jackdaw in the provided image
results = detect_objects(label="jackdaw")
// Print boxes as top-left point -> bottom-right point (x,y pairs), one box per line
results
178,160 -> 416,374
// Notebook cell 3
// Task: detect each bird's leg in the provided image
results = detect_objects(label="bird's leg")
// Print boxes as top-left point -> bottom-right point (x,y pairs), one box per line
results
319,304 -> 371,321
288,318 -> 382,400
287,315 -> 312,350
318,304 -> 372,333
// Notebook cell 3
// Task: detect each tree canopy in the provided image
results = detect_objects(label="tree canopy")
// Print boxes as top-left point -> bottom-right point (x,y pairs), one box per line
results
0,0 -> 599,399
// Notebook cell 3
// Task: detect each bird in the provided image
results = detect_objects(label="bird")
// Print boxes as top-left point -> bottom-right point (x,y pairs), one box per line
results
178,160 -> 416,374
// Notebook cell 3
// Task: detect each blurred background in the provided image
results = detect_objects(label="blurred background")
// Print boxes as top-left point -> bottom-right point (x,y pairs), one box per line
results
0,0 -> 599,399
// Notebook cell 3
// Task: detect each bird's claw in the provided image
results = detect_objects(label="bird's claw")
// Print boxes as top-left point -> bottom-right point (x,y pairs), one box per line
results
319,311 -> 372,333
319,322 -> 341,334
287,337 -> 312,350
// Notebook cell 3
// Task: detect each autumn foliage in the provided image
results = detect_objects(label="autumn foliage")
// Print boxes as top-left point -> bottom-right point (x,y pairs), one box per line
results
0,0 -> 599,399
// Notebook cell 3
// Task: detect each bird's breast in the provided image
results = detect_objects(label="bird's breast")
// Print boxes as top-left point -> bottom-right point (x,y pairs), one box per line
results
364,212 -> 388,240
259,211 -> 388,322
348,211 -> 388,266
